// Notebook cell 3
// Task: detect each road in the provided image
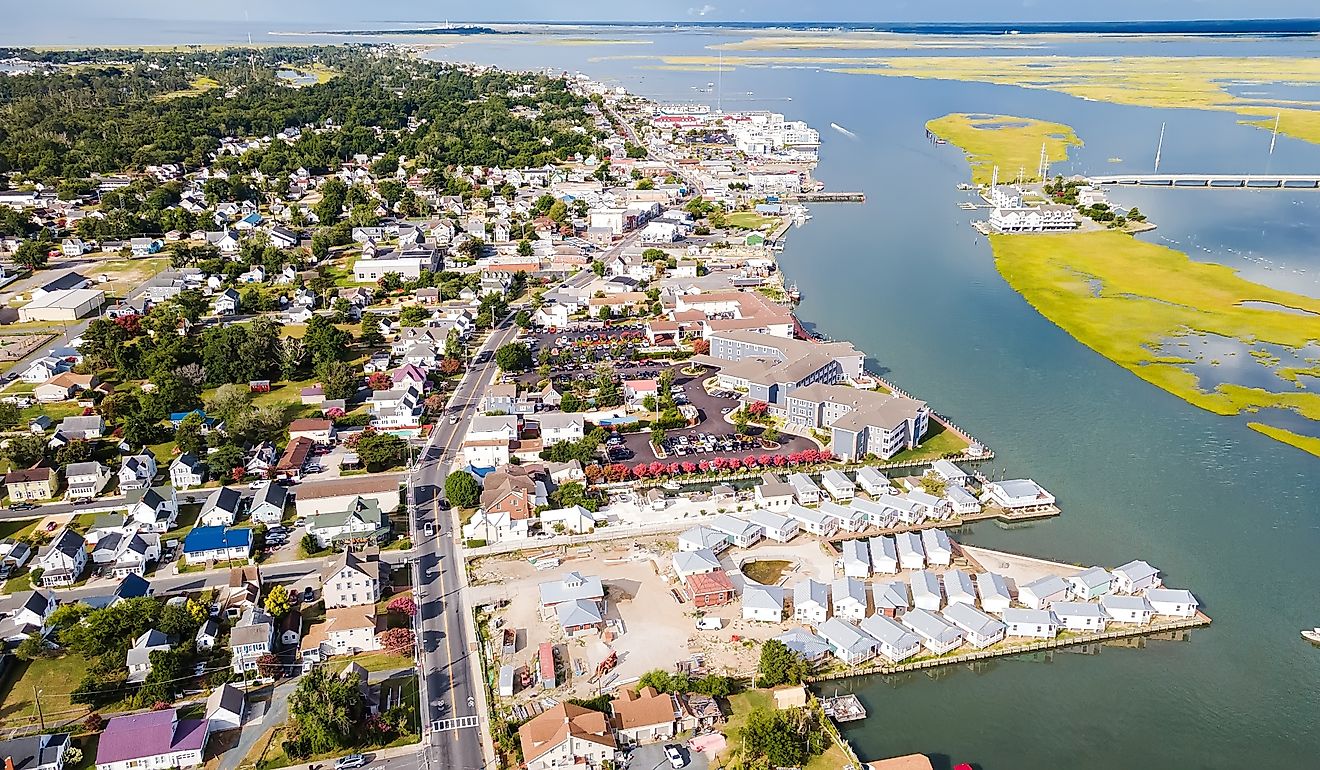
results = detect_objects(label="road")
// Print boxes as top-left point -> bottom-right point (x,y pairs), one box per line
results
406,318 -> 521,770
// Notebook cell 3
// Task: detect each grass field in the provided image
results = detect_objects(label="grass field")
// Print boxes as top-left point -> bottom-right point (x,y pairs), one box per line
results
724,211 -> 778,231
717,689 -> 773,766
885,421 -> 971,463
925,113 -> 1083,185
991,230 -> 1320,455
157,75 -> 221,100
0,655 -> 91,725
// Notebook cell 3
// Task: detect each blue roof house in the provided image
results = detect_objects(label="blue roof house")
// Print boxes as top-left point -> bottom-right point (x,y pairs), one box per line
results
182,526 -> 252,566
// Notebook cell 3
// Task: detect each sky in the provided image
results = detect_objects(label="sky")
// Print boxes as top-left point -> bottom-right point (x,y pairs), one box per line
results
6,0 -> 1319,26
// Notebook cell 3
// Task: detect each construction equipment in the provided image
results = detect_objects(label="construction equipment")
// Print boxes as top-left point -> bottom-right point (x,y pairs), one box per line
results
588,650 -> 618,684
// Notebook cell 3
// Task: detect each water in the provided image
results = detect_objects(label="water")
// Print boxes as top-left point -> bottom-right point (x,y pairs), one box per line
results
6,18 -> 1320,768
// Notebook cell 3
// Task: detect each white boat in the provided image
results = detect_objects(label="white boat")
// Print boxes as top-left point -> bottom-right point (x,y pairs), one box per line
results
1302,628 -> 1320,643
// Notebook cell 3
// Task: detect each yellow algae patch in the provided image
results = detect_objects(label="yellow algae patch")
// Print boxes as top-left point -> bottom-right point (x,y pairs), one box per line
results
1248,423 -> 1320,457
925,113 -> 1082,184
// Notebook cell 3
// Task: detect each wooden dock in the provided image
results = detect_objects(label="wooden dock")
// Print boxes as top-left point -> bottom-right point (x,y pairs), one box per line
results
809,611 -> 1212,681
821,693 -> 867,722
788,191 -> 866,202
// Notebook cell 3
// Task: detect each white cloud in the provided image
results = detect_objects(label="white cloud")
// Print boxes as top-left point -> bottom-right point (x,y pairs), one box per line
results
688,4 -> 716,15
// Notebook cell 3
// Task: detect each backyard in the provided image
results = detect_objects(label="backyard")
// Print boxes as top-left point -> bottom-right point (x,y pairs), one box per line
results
0,654 -> 93,727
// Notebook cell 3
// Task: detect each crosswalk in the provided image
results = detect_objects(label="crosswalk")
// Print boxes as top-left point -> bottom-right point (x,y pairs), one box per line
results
432,715 -> 480,732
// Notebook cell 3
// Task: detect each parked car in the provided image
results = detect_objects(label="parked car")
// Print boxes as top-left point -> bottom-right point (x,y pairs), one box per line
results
302,586 -> 315,603
7,502 -> 34,511
665,746 -> 685,769
335,755 -> 368,770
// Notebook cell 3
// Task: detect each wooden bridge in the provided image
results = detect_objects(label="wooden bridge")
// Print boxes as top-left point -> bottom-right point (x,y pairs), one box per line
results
1088,174 -> 1320,188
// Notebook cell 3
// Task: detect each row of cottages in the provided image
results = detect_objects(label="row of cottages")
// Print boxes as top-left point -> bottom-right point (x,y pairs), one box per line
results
839,528 -> 955,579
760,471 -> 856,509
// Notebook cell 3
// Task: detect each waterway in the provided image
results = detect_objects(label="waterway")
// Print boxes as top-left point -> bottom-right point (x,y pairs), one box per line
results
6,19 -> 1320,769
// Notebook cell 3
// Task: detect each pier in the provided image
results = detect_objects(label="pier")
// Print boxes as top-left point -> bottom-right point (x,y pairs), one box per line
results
820,693 -> 868,722
788,191 -> 866,202
808,611 -> 1212,681
1088,173 -> 1320,188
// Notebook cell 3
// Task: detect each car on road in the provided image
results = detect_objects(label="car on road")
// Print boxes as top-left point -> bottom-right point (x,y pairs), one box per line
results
449,415 -> 459,424
248,480 -> 264,489
7,502 -> 34,511
665,746 -> 686,768
335,755 -> 368,770
423,522 -> 435,537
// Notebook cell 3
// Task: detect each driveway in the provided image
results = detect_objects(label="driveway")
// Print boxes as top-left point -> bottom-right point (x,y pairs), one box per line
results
624,741 -> 710,770
217,677 -> 297,770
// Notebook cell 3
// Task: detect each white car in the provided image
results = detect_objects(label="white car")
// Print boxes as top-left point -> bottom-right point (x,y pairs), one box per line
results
664,746 -> 685,769
695,617 -> 722,631
248,480 -> 264,489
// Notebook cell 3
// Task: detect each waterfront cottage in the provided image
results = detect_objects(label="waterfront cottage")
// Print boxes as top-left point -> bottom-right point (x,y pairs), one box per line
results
672,548 -> 722,580
1002,608 -> 1059,639
1018,575 -> 1070,610
929,460 -> 972,485
818,500 -> 866,532
792,579 -> 831,624
1100,594 -> 1155,625
1068,567 -> 1114,601
753,475 -> 795,511
741,584 -> 785,622
894,532 -> 926,571
902,608 -> 964,655
746,508 -> 799,542
1111,560 -> 1162,594
786,504 -> 838,538
774,627 -> 831,662
818,617 -> 878,665
831,576 -> 869,620
871,581 -> 910,618
942,602 -> 1006,648
841,538 -> 870,578
981,478 -> 1056,509
849,498 -> 891,529
920,528 -> 954,567
868,536 -> 899,574
1051,601 -> 1110,632
855,466 -> 893,497
786,473 -> 821,505
677,525 -> 728,554
820,469 -> 856,501
943,484 -> 982,515
708,515 -> 763,548
976,572 -> 1013,614
1145,588 -> 1199,618
910,570 -> 943,612
943,569 -> 977,607
859,614 -> 923,662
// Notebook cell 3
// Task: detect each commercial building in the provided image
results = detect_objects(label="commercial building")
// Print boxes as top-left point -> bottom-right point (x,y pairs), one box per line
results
19,289 -> 105,322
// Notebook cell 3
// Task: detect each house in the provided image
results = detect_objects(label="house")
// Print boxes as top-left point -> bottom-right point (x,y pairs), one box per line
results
288,418 -> 336,445
118,452 -> 158,492
127,486 -> 179,533
34,372 -> 97,403
792,579 -> 830,624
785,504 -> 838,538
741,584 -> 785,621
248,481 -> 288,525
941,602 -> 1006,648
1111,560 -> 1162,594
300,607 -> 382,662
1100,594 -> 1155,625
672,548 -> 722,580
36,529 -> 87,587
275,437 -> 314,481
943,483 -> 982,515
745,508 -> 799,543
943,569 -> 977,607
831,576 -> 869,620
479,466 -> 546,526
677,525 -> 728,554
610,686 -> 679,747
556,599 -> 606,636
908,570 -> 943,612
7,467 -> 58,501
976,572 -> 1013,614
871,581 -> 910,618
840,538 -> 870,579
708,514 -> 763,548
894,532 -> 926,571
293,476 -> 400,518
205,683 -> 246,732
196,619 -> 219,650
0,590 -> 55,643
94,709 -> 208,770
1002,608 -> 1059,639
245,442 -> 278,476
61,461 -> 109,501
820,470 -> 855,501
786,473 -> 821,504
982,479 -> 1056,509
213,288 -> 240,316
169,454 -> 206,490
540,504 -> 606,535
539,572 -> 605,618
322,549 -> 385,609
537,413 -> 585,446
855,466 -> 893,497
868,536 -> 899,575
919,528 -> 953,567
1051,601 -> 1110,632
928,460 -> 971,486
200,487 -> 245,527
685,570 -> 737,607
1068,567 -> 1114,601
305,496 -> 388,549
181,526 -> 252,565
0,733 -> 71,770
902,608 -> 964,655
859,614 -> 923,663
753,475 -> 795,511
126,628 -> 171,682
774,627 -> 831,662
89,530 -> 159,578
54,415 -> 104,442
230,607 -> 276,674
818,617 -> 877,665
1145,588 -> 1199,618
1018,575 -> 1070,610
518,703 -> 617,770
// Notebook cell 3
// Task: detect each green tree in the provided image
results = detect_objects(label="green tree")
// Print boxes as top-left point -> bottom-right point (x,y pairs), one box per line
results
316,361 -> 360,401
13,236 -> 52,270
174,412 -> 207,458
360,313 -> 384,346
400,306 -> 429,327
2,433 -> 48,469
53,439 -> 92,469
444,471 -> 480,508
756,639 -> 808,687
304,316 -> 351,365
281,665 -> 367,759
495,342 -> 533,372
517,239 -> 534,257
0,402 -> 19,429
264,585 -> 294,618
355,431 -> 407,471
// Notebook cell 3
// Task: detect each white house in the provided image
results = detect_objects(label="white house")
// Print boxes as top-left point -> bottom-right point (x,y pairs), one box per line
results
1111,560 -> 1162,594
36,529 -> 87,587
792,579 -> 830,624
248,481 -> 289,525
785,505 -> 838,538
942,569 -> 977,607
128,486 -> 179,533
786,473 -> 821,505
753,477 -> 795,512
830,577 -> 869,620
1051,601 -> 1110,632
855,466 -> 893,497
677,525 -> 728,554
206,683 -> 246,732
1100,594 -> 1155,626
817,617 -> 877,666
871,581 -> 910,617
169,454 -> 206,490
708,515 -> 763,549
909,570 -> 942,612
741,584 -> 785,622
920,528 -> 953,567
894,532 -> 925,571
819,470 -> 855,501
859,614 -> 922,662
745,508 -> 799,543
1145,588 -> 1199,618
818,501 -> 865,533
181,526 -> 252,565
126,629 -> 171,682
672,548 -> 722,580
868,536 -> 898,575
1002,608 -> 1059,639
538,413 -> 585,446
840,538 -> 870,579
982,478 -> 1056,509
941,602 -> 1006,648
118,452 -> 158,492
901,608 -> 964,655
94,709 -> 208,770
65,461 -> 112,500
1018,575 -> 1070,610
199,487 -> 244,528
928,460 -> 971,486
540,504 -> 606,535
1068,567 -> 1114,601
976,572 -> 1013,614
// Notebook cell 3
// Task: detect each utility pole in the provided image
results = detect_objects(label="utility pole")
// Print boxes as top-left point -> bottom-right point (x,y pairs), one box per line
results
34,688 -> 44,731
1038,141 -> 1049,181
1269,112 -> 1281,155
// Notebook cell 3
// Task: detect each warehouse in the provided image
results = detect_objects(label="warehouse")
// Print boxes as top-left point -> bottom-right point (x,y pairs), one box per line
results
293,475 -> 402,518
19,288 -> 105,322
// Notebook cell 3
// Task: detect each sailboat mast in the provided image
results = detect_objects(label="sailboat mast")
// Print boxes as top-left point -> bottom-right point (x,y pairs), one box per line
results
1154,122 -> 1166,173
1269,112 -> 1280,155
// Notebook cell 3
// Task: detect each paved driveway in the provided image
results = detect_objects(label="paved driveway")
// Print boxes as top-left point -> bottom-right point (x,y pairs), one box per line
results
624,742 -> 710,770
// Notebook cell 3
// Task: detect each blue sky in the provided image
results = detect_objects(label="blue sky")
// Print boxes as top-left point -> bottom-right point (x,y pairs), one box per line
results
7,1 -> 1318,25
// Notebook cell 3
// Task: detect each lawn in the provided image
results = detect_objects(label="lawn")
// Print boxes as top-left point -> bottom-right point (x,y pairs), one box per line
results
717,689 -> 773,766
925,112 -> 1082,185
21,400 -> 87,425
883,421 -> 970,464
991,229 -> 1320,456
725,211 -> 777,231
157,75 -> 221,100
740,559 -> 792,586
162,503 -> 202,542
0,655 -> 91,726
336,651 -> 414,674
0,517 -> 41,541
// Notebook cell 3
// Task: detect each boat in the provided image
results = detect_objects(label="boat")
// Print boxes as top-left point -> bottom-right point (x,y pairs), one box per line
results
1303,628 -> 1320,643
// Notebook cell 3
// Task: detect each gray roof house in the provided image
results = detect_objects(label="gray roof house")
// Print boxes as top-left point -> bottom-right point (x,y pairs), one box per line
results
773,627 -> 831,661
1111,559 -> 1161,594
975,572 -> 1013,614
817,617 -> 877,665
1019,575 -> 1071,610
126,628 -> 171,682
205,682 -> 246,732
678,525 -> 728,554
941,602 -> 1006,648
871,581 -> 910,617
1002,608 -> 1060,639
672,548 -> 722,579
538,572 -> 605,610
1051,601 -> 1111,632
741,584 -> 785,622
249,481 -> 289,525
786,473 -> 821,504
200,486 -> 244,528
858,614 -> 922,662
1100,594 -> 1155,625
855,466 -> 892,496
1068,567 -> 1114,601
792,579 -> 830,624
902,608 -> 964,655
169,454 -> 206,490
841,538 -> 870,578
819,469 -> 855,500
942,569 -> 977,607
0,732 -> 71,770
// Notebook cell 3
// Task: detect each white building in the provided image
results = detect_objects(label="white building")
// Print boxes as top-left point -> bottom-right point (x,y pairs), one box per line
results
1002,608 -> 1059,639
909,570 -> 942,612
1145,588 -> 1199,618
920,528 -> 953,567
1051,601 -> 1110,632
941,602 -> 1006,648
867,536 -> 898,575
